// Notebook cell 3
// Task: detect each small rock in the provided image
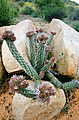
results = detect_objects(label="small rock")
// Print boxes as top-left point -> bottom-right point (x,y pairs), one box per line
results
72,95 -> 76,99
8,92 -> 12,95
5,106 -> 9,110
9,103 -> 11,106
70,114 -> 72,117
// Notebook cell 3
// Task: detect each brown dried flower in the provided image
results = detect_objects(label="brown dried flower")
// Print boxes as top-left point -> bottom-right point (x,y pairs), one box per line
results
37,33 -> 49,44
2,30 -> 16,41
26,31 -> 36,38
39,82 -> 56,104
51,32 -> 56,35
36,28 -> 44,33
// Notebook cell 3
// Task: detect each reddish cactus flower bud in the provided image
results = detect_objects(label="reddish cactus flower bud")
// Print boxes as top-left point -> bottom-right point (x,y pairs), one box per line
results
2,30 -> 16,41
39,70 -> 45,79
36,28 -> 44,33
26,31 -> 36,38
51,32 -> 56,35
9,75 -> 29,93
38,82 -> 56,104
37,33 -> 49,44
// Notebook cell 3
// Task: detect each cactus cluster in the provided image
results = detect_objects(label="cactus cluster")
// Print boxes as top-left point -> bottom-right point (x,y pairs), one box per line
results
2,28 -> 79,106
2,29 -> 56,101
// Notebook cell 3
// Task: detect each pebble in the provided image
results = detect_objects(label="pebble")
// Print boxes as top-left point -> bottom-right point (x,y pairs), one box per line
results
70,114 -> 72,117
9,103 -> 11,106
9,92 -> 12,95
70,103 -> 72,106
72,95 -> 76,99
1,118 -> 5,120
5,106 -> 9,110
8,110 -> 10,113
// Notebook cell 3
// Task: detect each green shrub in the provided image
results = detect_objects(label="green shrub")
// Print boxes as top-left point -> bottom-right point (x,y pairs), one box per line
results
32,12 -> 40,18
69,8 -> 79,20
0,0 -> 18,26
66,6 -> 74,16
43,6 -> 67,22
34,0 -> 67,22
14,0 -> 21,1
20,6 -> 35,15
73,22 -> 79,32
63,18 -> 71,25
18,1 -> 25,7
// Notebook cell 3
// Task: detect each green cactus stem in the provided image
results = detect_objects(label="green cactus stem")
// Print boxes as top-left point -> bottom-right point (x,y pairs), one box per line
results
29,37 -> 35,68
35,42 -> 45,73
46,34 -> 54,46
21,88 -> 38,98
42,49 -> 48,67
43,34 -> 54,66
62,80 -> 79,90
6,40 -> 39,81
40,57 -> 56,74
46,71 -> 62,89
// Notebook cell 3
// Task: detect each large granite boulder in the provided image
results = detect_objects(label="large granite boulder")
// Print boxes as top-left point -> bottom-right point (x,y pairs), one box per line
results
48,19 -> 79,77
2,20 -> 35,73
12,80 -> 66,120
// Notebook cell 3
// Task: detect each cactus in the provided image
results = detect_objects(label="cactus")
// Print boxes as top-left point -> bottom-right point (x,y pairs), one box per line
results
62,80 -> 79,90
2,30 -> 56,99
2,31 -> 39,81
46,71 -> 62,89
21,88 -> 38,98
38,82 -> 56,104
9,75 -> 29,93
35,42 -> 45,72
46,33 -> 55,46
2,29 -> 79,108
26,31 -> 36,68
40,57 -> 56,73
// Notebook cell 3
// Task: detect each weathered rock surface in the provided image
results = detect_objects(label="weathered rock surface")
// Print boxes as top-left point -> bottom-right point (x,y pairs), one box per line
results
0,58 -> 4,79
12,80 -> 66,120
2,20 -> 35,73
48,19 -> 79,77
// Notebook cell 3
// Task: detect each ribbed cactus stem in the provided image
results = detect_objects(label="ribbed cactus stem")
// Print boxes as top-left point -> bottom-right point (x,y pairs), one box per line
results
21,88 -> 38,98
29,37 -> 35,68
46,71 -> 62,88
35,42 -> 44,72
42,49 -> 48,67
43,34 -> 54,66
6,40 -> 39,81
62,80 -> 79,90
40,57 -> 55,73
46,34 -> 54,46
